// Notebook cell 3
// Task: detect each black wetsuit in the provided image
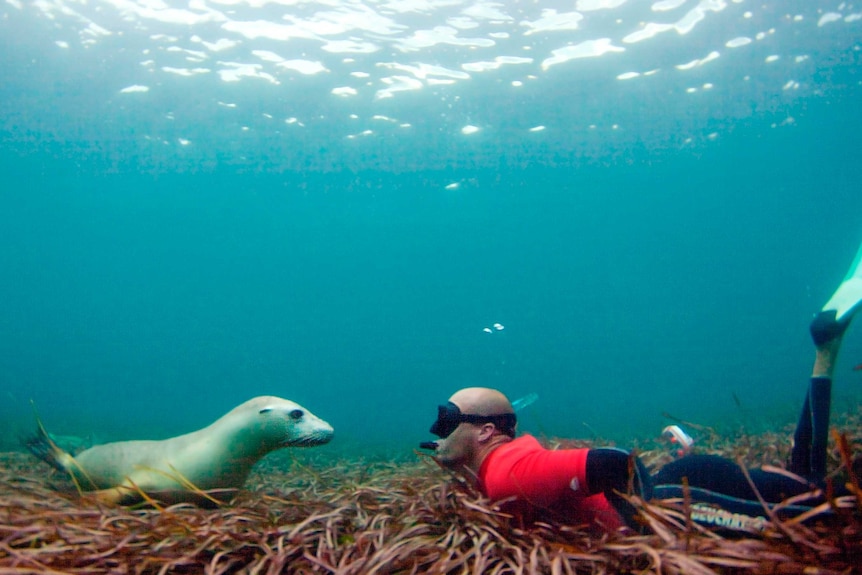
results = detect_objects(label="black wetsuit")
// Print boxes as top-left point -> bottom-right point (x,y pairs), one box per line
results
655,375 -> 833,497
587,373 -> 848,534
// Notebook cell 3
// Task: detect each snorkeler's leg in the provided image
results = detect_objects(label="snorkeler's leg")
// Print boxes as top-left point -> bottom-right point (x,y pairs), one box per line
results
789,375 -> 832,480
790,239 -> 862,479
654,454 -> 816,502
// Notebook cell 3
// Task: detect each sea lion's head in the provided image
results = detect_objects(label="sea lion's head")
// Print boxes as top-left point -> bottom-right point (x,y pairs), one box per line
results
241,396 -> 334,450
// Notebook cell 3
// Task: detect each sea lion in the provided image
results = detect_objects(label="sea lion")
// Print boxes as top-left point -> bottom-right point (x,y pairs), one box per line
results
24,396 -> 334,506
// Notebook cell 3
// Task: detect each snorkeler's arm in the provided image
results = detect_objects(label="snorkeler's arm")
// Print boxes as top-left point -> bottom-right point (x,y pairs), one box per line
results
481,438 -> 591,505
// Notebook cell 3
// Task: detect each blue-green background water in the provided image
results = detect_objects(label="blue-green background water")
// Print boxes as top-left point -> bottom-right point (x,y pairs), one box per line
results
1,0 -> 861,456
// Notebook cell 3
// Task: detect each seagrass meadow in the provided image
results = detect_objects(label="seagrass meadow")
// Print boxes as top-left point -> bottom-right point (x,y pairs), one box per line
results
4,2 -> 862,573
1,410 -> 860,575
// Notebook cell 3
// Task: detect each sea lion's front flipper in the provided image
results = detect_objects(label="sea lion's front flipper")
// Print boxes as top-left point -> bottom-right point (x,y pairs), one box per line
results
86,487 -> 130,506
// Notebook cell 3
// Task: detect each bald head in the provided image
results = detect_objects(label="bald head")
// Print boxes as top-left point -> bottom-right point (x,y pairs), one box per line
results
449,387 -> 514,417
431,387 -> 517,475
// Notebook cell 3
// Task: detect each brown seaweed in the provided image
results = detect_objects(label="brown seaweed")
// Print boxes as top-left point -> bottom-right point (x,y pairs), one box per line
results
1,407 -> 860,574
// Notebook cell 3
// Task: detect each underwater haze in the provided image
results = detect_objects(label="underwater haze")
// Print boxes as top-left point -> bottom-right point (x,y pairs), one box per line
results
1,0 -> 861,455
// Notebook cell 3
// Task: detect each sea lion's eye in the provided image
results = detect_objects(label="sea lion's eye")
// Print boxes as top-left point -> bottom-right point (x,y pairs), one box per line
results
259,408 -> 273,414
289,409 -> 304,420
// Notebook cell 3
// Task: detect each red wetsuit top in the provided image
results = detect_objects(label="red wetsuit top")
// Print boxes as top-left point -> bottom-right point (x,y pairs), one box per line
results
478,435 -> 624,532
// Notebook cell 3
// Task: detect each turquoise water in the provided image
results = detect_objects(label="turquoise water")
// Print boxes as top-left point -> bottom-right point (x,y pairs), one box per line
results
1,1 -> 861,456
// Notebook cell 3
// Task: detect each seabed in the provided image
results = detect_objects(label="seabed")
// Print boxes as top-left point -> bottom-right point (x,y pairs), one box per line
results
1,411 -> 860,574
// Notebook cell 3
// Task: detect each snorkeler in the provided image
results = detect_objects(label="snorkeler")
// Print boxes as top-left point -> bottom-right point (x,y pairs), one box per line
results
421,238 -> 862,534
424,387 -> 648,532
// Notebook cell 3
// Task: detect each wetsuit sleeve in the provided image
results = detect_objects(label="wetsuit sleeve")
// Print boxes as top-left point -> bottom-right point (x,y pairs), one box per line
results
586,448 -> 652,531
586,448 -> 651,498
